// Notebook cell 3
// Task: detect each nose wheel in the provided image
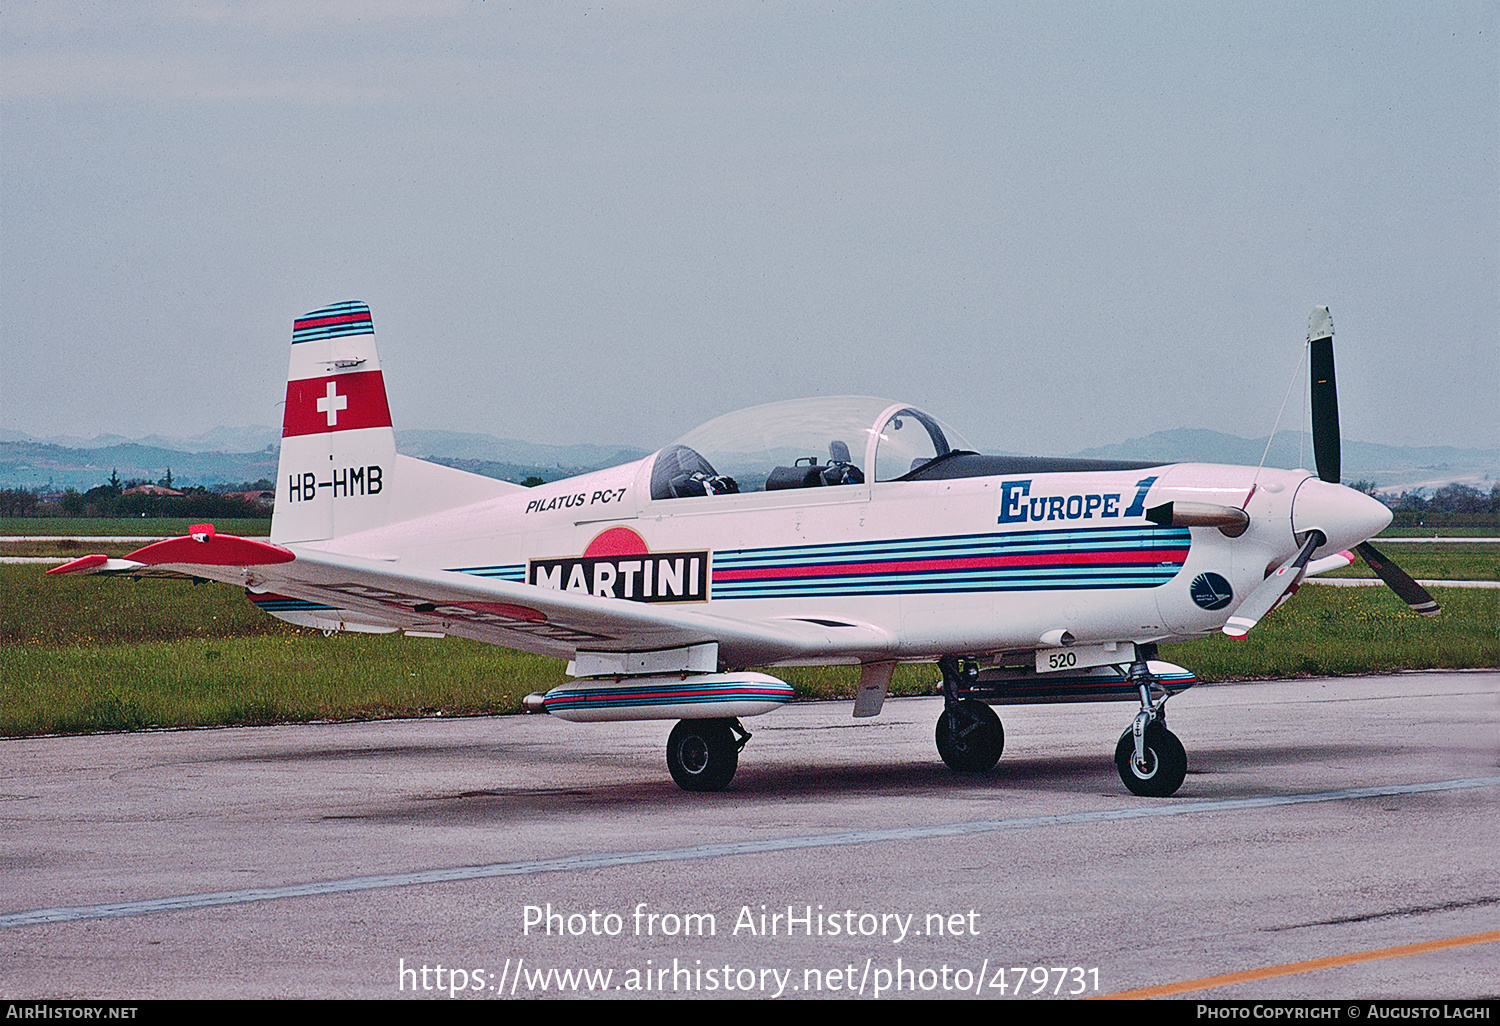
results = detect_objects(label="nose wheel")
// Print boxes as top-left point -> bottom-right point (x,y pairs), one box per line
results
1114,653 -> 1187,796
1114,721 -> 1186,796
667,718 -> 748,792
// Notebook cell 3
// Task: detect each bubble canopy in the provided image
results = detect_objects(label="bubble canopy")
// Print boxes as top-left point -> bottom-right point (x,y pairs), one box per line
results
650,396 -> 975,500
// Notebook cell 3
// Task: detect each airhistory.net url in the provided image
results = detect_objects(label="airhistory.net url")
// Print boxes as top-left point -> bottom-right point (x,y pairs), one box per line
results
396,957 -> 1100,998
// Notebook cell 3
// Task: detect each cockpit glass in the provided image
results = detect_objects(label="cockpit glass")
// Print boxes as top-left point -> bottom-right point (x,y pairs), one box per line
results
650,396 -> 972,499
873,406 -> 966,482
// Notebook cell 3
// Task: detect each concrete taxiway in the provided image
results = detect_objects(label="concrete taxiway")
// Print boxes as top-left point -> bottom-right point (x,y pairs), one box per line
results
2,671 -> 1497,1000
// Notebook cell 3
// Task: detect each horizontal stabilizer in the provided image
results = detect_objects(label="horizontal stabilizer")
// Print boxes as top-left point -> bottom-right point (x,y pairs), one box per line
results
124,531 -> 295,568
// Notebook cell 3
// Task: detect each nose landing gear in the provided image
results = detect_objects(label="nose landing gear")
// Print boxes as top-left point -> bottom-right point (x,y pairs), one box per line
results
1114,721 -> 1187,796
1114,653 -> 1187,797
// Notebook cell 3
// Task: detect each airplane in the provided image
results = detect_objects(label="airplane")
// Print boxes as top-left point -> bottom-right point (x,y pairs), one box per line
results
50,302 -> 1440,797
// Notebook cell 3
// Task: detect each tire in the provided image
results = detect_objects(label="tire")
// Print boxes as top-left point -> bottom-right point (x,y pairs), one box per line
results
666,719 -> 739,792
1114,722 -> 1187,797
935,699 -> 1005,772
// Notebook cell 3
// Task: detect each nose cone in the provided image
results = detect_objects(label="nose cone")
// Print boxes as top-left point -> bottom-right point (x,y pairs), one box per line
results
1292,478 -> 1392,554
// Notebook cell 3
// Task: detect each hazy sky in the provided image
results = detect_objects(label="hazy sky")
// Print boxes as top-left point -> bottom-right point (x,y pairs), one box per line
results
3,1 -> 1495,455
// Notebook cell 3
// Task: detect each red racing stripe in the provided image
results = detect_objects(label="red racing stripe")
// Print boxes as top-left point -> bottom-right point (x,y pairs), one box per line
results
712,548 -> 1189,581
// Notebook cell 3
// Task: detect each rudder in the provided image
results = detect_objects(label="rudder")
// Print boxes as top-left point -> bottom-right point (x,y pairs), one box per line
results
272,301 -> 396,543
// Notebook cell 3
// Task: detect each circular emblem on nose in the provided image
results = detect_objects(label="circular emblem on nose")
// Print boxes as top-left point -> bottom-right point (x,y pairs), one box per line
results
1190,572 -> 1234,610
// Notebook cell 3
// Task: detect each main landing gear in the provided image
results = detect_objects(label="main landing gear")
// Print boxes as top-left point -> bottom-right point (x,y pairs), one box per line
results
666,718 -> 751,792
1113,652 -> 1187,797
935,656 -> 1005,772
932,649 -> 1189,796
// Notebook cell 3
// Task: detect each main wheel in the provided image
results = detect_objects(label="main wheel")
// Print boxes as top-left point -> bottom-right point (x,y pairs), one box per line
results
935,699 -> 1005,772
667,719 -> 739,792
1114,722 -> 1187,797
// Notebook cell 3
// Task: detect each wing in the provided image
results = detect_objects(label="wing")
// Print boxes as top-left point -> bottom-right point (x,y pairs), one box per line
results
51,530 -> 891,667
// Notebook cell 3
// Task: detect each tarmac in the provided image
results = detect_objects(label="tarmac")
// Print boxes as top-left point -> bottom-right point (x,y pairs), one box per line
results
2,670 -> 1496,1000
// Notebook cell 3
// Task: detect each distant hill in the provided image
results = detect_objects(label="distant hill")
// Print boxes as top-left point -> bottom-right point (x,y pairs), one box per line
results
0,429 -> 650,491
0,425 -> 281,454
396,429 -> 649,474
3,426 -> 1493,493
1068,429 -> 1500,492
0,440 -> 280,492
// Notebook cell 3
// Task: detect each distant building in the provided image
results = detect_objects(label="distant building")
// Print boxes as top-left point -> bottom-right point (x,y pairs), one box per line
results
225,489 -> 276,507
122,484 -> 184,497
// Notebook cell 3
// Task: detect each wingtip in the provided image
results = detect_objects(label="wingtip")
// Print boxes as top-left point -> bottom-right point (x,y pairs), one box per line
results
46,553 -> 109,575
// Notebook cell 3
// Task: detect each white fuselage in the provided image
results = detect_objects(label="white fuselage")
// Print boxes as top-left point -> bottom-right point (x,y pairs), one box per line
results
299,454 -> 1350,665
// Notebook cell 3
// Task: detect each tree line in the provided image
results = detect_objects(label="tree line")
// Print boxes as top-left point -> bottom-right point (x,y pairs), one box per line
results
1,471 -> 274,519
1350,481 -> 1500,528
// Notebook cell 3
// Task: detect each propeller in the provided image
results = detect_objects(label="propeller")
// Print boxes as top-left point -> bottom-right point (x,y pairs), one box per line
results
1303,307 -> 1441,618
1355,541 -> 1442,616
1223,531 -> 1322,638
1308,306 -> 1340,484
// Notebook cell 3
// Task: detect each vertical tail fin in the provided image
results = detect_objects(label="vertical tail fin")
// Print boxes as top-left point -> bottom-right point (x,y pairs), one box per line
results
271,301 -> 396,543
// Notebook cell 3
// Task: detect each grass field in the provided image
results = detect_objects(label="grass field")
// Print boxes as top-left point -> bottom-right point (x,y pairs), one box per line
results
1320,542 -> 1499,581
3,549 -> 1495,736
1379,526 -> 1498,538
0,517 -> 271,537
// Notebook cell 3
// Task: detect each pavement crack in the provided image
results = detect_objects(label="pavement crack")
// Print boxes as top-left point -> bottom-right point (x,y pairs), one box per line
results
1268,895 -> 1500,930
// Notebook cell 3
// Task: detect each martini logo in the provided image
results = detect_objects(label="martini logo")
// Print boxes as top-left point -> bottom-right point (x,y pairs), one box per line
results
530,526 -> 708,603
1189,572 -> 1234,610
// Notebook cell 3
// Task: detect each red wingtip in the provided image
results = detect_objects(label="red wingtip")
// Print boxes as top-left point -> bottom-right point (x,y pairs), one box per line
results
47,553 -> 109,575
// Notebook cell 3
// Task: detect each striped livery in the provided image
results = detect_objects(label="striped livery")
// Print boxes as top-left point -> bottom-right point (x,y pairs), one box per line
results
542,673 -> 796,722
291,301 -> 375,344
710,525 -> 1192,600
978,662 -> 1199,706
247,594 -> 335,614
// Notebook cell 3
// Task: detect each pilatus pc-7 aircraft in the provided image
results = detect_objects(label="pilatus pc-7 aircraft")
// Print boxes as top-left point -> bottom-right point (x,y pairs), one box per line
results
52,302 -> 1438,796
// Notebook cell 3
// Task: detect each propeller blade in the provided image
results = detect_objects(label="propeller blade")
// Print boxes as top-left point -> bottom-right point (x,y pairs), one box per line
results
1308,306 -> 1340,484
1223,532 -> 1322,638
1355,541 -> 1442,616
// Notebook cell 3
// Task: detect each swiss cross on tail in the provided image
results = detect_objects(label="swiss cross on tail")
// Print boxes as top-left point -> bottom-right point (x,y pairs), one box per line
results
281,302 -> 393,437
317,382 -> 347,425
272,301 -> 404,544
283,373 -> 390,436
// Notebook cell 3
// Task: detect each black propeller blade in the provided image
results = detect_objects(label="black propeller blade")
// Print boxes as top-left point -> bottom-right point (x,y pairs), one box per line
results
1308,306 -> 1340,485
1223,532 -> 1323,638
1356,541 -> 1442,616
1305,306 -> 1440,618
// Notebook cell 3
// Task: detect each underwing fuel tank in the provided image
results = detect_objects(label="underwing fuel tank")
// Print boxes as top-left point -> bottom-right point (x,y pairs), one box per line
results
533,672 -> 795,722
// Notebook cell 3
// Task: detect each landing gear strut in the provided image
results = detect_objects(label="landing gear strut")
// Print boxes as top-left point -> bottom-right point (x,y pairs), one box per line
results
1114,648 -> 1186,797
666,718 -> 750,792
934,656 -> 1005,772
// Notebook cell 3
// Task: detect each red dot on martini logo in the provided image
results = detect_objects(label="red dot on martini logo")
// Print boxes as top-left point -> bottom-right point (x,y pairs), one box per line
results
584,526 -> 650,557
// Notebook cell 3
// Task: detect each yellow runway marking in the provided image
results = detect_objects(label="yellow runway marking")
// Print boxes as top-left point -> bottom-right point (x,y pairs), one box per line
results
1095,930 -> 1500,999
